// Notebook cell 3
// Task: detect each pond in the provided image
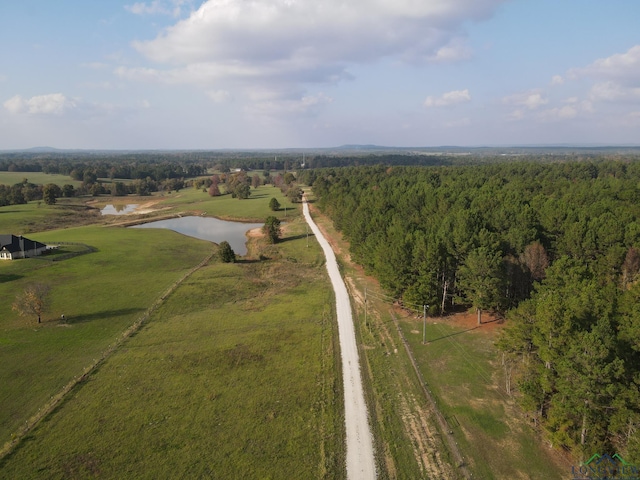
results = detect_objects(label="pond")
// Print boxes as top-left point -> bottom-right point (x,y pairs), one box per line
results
101,204 -> 139,215
131,216 -> 263,256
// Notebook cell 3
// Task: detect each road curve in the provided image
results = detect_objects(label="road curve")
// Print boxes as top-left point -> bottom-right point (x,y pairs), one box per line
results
303,198 -> 376,480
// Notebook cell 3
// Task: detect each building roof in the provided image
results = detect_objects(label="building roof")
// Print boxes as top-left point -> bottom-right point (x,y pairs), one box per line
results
0,235 -> 47,254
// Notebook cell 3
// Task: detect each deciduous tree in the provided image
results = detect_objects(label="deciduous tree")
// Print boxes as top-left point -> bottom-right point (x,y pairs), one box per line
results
12,283 -> 51,324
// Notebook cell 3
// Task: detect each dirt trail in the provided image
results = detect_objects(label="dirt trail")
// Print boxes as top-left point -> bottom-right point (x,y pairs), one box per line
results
303,198 -> 376,480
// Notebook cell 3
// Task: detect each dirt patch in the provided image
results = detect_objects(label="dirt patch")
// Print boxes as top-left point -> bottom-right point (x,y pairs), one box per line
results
87,197 -> 170,216
133,200 -> 168,215
246,227 -> 263,238
398,393 -> 457,480
405,309 -> 505,337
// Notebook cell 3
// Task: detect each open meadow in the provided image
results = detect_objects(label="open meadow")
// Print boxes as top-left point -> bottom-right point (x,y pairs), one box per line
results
0,188 -> 344,478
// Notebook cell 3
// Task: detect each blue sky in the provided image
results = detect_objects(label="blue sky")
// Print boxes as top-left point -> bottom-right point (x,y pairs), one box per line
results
1,0 -> 639,149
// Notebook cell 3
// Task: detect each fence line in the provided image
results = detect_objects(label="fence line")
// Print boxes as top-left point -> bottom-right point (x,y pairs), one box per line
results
0,250 -> 216,462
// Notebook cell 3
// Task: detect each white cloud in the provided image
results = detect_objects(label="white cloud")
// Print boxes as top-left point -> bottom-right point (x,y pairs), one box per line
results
134,0 -> 503,67
424,89 -> 471,108
570,45 -> 640,84
551,75 -> 564,85
249,92 -> 333,118
122,0 -> 504,113
589,81 -> 640,103
502,90 -> 548,110
538,105 -> 578,121
206,90 -> 231,103
3,93 -> 77,115
3,95 -> 25,114
426,38 -> 473,63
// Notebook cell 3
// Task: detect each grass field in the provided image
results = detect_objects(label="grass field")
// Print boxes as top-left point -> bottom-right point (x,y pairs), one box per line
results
0,192 -> 344,478
0,172 -> 81,187
398,314 -> 570,479
0,198 -> 101,234
150,185 -> 301,222
0,226 -> 214,448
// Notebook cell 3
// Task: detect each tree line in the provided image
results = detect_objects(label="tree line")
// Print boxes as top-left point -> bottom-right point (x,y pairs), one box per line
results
307,160 -> 640,461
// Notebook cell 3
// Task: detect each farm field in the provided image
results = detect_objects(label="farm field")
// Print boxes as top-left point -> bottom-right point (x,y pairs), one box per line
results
0,172 -> 81,188
0,190 -> 344,478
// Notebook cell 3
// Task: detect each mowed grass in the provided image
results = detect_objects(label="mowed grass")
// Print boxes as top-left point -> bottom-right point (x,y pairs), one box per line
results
0,172 -> 81,187
0,225 -> 213,448
156,185 -> 301,222
0,218 -> 345,479
400,317 -> 568,479
0,198 -> 101,234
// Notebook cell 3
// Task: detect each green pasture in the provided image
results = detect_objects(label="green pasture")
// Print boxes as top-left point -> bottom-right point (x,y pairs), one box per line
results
0,198 -> 101,234
156,185 -> 300,222
400,318 -> 568,479
0,172 -> 80,187
0,218 -> 344,479
0,225 -> 213,449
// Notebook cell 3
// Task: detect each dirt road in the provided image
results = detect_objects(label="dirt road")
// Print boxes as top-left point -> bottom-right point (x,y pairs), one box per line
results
303,199 -> 376,479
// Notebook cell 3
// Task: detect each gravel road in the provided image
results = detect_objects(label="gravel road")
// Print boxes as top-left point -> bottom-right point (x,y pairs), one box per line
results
303,199 -> 376,480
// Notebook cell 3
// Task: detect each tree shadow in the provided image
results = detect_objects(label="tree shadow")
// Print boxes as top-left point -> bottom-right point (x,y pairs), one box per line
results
278,233 -> 314,243
426,326 -> 480,343
0,274 -> 23,284
63,307 -> 145,324
235,258 -> 261,264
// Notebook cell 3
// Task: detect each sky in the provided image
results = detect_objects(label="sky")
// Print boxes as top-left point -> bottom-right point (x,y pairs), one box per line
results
1,0 -> 639,149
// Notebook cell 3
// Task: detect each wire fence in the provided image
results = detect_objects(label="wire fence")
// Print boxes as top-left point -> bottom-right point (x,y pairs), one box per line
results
32,241 -> 97,262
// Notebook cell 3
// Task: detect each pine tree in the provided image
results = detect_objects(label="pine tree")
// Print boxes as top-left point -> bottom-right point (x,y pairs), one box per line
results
218,241 -> 236,263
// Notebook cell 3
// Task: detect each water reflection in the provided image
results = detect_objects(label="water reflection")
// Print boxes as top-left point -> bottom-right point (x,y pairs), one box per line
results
101,204 -> 139,215
131,216 -> 263,256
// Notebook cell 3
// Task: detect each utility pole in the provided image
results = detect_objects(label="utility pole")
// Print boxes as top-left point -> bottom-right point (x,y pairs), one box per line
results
423,304 -> 428,344
364,287 -> 367,330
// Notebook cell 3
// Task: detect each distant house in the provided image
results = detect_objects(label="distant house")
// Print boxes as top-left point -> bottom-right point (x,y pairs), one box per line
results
0,235 -> 48,260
